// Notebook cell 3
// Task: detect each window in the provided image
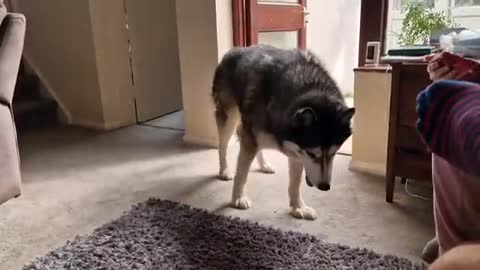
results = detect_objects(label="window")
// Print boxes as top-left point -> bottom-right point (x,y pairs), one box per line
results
455,0 -> 480,6
386,0 -> 480,50
393,0 -> 434,10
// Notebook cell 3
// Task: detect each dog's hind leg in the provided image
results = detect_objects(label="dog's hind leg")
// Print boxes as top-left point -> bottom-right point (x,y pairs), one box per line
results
215,107 -> 239,180
288,157 -> 317,220
256,151 -> 275,174
231,139 -> 257,210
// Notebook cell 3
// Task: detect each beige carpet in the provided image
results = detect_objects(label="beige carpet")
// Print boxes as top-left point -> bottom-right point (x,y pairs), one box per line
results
0,123 -> 434,269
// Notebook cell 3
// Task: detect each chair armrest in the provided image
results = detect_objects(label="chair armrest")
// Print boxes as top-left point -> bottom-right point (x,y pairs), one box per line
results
0,13 -> 25,105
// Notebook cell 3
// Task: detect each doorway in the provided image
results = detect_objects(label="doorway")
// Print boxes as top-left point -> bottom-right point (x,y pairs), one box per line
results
232,0 -> 353,155
233,0 -> 308,48
124,0 -> 183,123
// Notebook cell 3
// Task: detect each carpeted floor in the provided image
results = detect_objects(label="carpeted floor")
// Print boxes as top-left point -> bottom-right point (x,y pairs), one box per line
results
24,199 -> 426,270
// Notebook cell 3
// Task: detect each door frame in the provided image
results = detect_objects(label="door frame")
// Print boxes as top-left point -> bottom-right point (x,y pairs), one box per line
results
234,0 -> 390,66
232,0 -> 307,48
232,0 -> 247,46
358,0 -> 389,66
125,0 -> 183,123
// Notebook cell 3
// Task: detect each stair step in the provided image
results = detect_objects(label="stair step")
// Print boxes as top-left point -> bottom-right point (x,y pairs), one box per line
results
13,98 -> 58,132
14,71 -> 42,102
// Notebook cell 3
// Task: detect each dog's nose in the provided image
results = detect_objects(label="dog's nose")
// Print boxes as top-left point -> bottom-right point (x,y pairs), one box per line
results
305,176 -> 313,187
317,183 -> 330,191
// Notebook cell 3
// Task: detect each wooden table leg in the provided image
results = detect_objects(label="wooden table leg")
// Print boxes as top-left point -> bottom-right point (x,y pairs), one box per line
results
386,174 -> 395,203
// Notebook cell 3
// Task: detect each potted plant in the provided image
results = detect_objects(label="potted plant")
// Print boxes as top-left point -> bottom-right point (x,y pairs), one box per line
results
397,2 -> 453,46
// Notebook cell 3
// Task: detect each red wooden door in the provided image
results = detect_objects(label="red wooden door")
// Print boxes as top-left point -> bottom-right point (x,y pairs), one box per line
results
233,0 -> 308,49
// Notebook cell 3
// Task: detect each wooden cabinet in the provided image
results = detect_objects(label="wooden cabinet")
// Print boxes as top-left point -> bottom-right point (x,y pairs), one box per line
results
386,62 -> 432,202
351,66 -> 392,177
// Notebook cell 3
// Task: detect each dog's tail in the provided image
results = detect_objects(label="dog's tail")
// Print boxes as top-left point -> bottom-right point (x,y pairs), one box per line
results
212,65 -> 228,125
212,48 -> 244,125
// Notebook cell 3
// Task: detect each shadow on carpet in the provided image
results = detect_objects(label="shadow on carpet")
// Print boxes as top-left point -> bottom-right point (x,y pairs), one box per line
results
24,199 -> 426,270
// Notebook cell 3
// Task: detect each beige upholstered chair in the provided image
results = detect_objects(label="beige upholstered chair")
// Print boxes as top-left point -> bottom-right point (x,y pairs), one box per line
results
0,0 -> 26,205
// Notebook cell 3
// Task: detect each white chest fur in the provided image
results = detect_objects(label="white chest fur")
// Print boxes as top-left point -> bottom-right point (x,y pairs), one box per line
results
255,132 -> 300,159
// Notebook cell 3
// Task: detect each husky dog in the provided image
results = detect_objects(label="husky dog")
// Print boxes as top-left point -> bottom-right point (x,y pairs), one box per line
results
212,45 -> 354,220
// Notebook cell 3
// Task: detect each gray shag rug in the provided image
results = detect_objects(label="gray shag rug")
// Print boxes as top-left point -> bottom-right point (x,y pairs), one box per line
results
24,199 -> 426,270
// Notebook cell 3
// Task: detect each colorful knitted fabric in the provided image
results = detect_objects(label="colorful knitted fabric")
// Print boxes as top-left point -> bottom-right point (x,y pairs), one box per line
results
417,80 -> 480,176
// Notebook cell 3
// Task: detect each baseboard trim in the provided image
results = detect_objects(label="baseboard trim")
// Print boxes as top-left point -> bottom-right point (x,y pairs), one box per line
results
349,160 -> 386,177
71,119 -> 134,131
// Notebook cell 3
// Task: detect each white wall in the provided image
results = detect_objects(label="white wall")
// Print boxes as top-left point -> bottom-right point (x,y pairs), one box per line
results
307,1 -> 361,94
11,0 -> 136,130
13,0 -> 103,125
216,0 -> 234,60
177,0 -> 231,147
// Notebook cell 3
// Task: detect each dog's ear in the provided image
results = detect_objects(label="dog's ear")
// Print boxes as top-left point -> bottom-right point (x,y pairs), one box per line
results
294,107 -> 317,127
341,107 -> 355,123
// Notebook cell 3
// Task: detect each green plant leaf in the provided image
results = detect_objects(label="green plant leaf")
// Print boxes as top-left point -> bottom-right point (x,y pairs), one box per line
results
398,2 -> 451,46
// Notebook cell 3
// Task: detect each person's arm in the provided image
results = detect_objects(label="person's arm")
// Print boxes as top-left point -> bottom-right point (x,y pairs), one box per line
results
429,244 -> 480,270
425,52 -> 480,82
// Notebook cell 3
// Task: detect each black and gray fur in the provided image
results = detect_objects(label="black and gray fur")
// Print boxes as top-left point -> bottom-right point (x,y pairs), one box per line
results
212,45 -> 354,220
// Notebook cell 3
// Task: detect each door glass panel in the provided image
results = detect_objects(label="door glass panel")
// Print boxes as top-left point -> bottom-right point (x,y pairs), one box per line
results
259,0 -> 298,3
258,31 -> 298,49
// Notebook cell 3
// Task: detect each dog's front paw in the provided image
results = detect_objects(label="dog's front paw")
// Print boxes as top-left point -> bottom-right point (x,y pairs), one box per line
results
218,169 -> 233,181
231,196 -> 251,209
290,206 -> 317,220
259,164 -> 275,174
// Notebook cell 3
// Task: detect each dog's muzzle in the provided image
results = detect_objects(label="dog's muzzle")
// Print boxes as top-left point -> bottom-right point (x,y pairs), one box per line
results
305,176 -> 313,187
317,183 -> 330,191
305,176 -> 330,191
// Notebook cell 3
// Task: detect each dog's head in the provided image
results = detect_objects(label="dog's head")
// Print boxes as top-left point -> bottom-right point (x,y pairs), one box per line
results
283,94 -> 355,191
